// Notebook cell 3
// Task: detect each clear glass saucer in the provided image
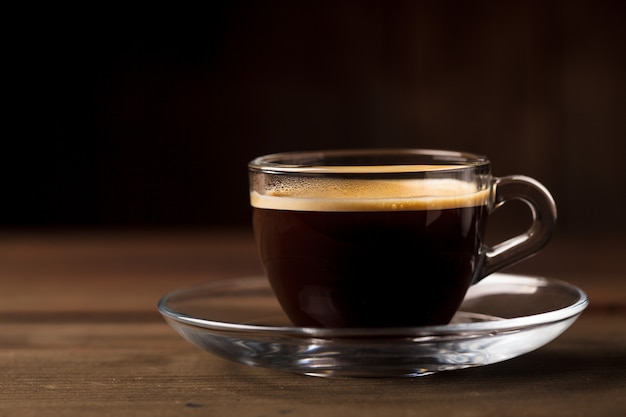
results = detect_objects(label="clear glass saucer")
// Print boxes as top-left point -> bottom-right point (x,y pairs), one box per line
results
157,273 -> 588,378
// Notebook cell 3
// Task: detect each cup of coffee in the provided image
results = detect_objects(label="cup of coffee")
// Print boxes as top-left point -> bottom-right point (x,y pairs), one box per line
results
249,149 -> 556,328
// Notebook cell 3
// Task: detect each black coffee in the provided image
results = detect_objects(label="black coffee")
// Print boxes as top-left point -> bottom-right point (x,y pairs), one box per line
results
251,178 -> 489,328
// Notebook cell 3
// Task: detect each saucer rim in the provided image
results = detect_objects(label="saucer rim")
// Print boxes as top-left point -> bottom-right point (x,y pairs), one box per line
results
157,273 -> 588,339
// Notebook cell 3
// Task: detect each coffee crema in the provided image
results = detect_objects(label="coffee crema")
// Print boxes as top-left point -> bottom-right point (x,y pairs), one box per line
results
251,178 -> 490,212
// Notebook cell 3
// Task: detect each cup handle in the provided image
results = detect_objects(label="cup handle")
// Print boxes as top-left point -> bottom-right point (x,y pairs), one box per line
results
475,175 -> 557,283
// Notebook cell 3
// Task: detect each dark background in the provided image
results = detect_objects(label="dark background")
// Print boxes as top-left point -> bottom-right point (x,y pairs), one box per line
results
5,0 -> 625,237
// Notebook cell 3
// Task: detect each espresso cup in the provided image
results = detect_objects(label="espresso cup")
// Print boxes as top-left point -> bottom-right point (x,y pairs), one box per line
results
249,149 -> 556,328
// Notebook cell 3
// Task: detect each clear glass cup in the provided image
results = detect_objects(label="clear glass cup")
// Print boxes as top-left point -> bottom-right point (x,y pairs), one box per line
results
249,149 -> 557,328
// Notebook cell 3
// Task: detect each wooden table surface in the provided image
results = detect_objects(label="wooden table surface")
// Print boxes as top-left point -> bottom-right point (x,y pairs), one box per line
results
1,230 -> 624,417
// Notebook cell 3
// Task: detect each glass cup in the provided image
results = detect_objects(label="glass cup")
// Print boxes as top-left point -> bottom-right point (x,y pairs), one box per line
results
249,149 -> 556,328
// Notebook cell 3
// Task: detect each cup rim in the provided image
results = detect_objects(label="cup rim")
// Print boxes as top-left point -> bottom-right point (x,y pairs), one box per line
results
248,148 -> 490,175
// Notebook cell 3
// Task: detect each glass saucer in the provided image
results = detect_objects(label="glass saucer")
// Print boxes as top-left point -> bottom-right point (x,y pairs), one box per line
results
157,273 -> 587,378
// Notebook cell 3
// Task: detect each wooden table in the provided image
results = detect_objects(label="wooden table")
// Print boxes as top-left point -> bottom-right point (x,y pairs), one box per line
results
1,230 -> 624,416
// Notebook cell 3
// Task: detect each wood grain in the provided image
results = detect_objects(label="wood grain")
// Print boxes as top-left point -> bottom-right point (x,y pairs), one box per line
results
1,231 -> 624,416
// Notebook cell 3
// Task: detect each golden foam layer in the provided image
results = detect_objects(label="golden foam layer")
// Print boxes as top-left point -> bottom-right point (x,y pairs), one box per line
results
251,179 -> 490,212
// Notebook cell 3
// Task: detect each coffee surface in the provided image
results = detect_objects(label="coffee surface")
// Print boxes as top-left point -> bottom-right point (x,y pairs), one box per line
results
251,178 -> 489,212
